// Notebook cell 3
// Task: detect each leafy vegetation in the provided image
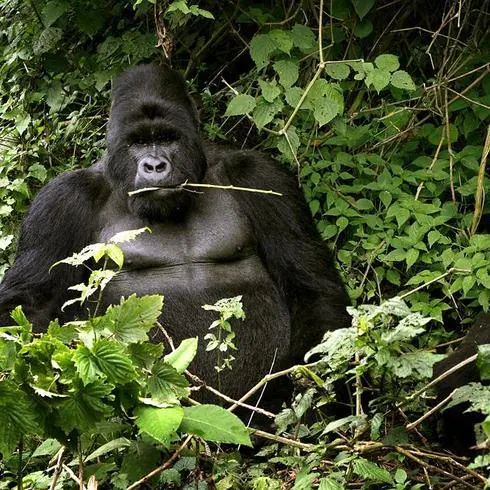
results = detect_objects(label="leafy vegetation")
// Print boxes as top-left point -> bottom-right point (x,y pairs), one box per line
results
0,0 -> 489,488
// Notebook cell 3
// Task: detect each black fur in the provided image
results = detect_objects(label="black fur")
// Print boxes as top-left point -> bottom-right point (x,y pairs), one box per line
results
0,64 -> 350,400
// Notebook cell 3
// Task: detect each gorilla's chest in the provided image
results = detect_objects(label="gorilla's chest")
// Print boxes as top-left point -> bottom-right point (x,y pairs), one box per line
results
97,189 -> 255,270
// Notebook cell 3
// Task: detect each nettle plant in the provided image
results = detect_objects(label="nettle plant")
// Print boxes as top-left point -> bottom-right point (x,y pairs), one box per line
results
0,231 -> 250,489
223,18 -> 490,320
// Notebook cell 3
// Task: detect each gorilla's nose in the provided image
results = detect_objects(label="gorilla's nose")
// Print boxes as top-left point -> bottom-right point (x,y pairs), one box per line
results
137,156 -> 171,184
140,156 -> 168,174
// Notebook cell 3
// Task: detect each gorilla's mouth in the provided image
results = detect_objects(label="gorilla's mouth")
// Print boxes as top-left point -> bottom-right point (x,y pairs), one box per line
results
128,185 -> 184,197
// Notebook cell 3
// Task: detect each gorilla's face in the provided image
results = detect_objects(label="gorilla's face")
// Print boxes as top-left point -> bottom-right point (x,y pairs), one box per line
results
105,65 -> 206,220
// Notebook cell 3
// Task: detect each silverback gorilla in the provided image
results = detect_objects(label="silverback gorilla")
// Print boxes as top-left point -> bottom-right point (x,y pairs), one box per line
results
0,65 -> 350,399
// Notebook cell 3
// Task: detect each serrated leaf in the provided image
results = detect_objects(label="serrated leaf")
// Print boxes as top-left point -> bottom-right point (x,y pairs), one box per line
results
148,361 -> 189,403
477,345 -> 490,381
375,54 -> 400,72
366,69 -> 391,93
253,97 -> 283,130
85,437 -> 131,463
164,338 -> 198,373
269,29 -> 293,54
406,248 -> 419,270
389,351 -> 444,379
391,70 -> 416,91
258,79 -> 281,102
32,439 -> 63,458
352,458 -> 393,484
291,24 -> 316,50
33,27 -> 63,55
42,0 -> 69,27
351,0 -> 375,19
135,406 -> 183,447
110,227 -> 149,243
250,33 -> 276,70
285,86 -> 304,107
273,59 -> 299,89
224,94 -> 256,117
319,478 -> 344,490
91,339 -> 136,384
180,405 -> 252,446
104,294 -> 163,343
276,125 -> 300,160
73,345 -> 100,385
325,63 -> 350,80
56,381 -> 114,434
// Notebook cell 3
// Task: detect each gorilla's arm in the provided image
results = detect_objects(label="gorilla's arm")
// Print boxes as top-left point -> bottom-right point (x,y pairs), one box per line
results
0,169 -> 107,329
224,150 -> 351,361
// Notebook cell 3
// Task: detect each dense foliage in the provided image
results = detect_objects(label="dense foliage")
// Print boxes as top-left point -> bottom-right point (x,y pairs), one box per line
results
0,0 -> 489,488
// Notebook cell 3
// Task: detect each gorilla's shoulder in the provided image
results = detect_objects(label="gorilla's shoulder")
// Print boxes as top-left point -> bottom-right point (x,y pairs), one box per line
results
204,143 -> 294,189
28,164 -> 111,223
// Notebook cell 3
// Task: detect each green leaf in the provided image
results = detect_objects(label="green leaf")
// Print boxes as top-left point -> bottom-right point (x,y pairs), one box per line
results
389,351 -> 444,379
250,33 -> 276,70
135,406 -> 183,447
42,1 -> 70,27
85,437 -> 131,463
0,381 -> 39,454
366,69 -> 391,93
325,63 -> 350,80
148,361 -> 189,403
164,338 -> 198,373
351,0 -> 375,19
253,97 -> 284,130
290,24 -> 316,50
73,345 -> 100,385
224,94 -> 256,117
57,381 -> 114,434
319,478 -> 345,490
406,248 -> 419,270
375,54 -> 400,72
110,227 -> 149,243
258,79 -> 281,103
273,60 -> 299,89
269,29 -> 293,54
391,70 -> 416,91
92,339 -> 136,384
285,86 -> 304,107
477,345 -> 490,381
104,294 -> 163,343
352,458 -> 393,484
33,27 -> 63,55
354,19 -> 373,38
32,439 -> 63,458
180,405 -> 252,446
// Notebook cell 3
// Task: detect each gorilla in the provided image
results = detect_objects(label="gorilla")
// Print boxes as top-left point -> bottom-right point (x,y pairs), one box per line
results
433,313 -> 490,452
0,64 -> 350,399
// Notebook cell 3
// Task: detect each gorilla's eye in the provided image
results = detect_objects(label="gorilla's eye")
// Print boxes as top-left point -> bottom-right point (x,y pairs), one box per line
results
154,129 -> 180,144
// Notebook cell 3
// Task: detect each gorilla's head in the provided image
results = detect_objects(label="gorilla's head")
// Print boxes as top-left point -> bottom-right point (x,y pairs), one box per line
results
105,64 -> 206,220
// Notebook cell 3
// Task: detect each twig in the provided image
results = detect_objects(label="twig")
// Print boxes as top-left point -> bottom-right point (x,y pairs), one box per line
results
155,322 -> 276,418
251,428 -> 313,450
394,446 -> 479,489
406,389 -> 456,430
399,267 -> 470,299
49,447 -> 66,490
62,464 -> 85,489
229,361 -> 319,412
126,435 -> 193,490
470,125 -> 490,235
398,353 -> 477,408
128,182 -> 283,197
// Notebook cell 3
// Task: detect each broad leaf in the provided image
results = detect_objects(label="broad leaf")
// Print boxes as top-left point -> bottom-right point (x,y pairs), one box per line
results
224,94 -> 256,117
180,405 -> 252,446
164,337 -> 198,373
135,406 -> 183,447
